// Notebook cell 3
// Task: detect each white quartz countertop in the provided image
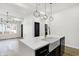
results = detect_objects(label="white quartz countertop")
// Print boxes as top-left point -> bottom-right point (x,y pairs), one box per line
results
19,35 -> 65,50
45,34 -> 65,44
45,37 -> 60,44
46,34 -> 65,39
19,38 -> 49,50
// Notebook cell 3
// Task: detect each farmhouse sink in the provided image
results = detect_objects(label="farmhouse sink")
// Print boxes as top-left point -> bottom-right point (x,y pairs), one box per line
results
44,35 -> 61,52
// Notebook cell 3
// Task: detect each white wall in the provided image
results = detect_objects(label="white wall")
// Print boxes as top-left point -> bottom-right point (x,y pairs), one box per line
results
50,5 -> 79,49
22,14 -> 46,40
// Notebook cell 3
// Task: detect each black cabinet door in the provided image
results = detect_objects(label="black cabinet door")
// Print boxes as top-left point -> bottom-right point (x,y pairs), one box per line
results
48,48 -> 56,56
35,45 -> 49,56
60,37 -> 65,56
55,46 -> 60,56
49,46 -> 60,56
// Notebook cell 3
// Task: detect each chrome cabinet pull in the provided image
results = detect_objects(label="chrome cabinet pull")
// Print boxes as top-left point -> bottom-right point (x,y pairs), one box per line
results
40,49 -> 47,54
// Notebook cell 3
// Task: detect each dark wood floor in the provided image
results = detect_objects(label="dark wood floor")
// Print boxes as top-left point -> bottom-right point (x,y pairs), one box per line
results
64,46 -> 79,56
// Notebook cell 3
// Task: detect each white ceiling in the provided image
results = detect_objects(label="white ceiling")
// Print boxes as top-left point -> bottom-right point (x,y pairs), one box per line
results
0,3 -> 78,18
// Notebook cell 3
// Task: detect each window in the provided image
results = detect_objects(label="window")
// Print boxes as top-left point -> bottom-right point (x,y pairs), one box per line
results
10,24 -> 17,34
0,22 -> 17,37
4,23 -> 17,34
0,16 -> 23,39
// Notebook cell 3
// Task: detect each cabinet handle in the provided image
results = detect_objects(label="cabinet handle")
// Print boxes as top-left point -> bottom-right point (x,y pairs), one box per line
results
40,49 -> 47,54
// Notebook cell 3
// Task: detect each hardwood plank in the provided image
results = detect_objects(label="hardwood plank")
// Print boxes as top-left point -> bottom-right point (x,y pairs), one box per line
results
64,46 -> 79,56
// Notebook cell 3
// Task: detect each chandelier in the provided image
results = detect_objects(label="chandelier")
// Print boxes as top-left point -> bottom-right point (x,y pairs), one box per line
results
0,11 -> 24,24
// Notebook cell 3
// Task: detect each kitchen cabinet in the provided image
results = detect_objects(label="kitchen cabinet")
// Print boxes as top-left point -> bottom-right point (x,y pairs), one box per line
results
48,48 -> 56,56
55,46 -> 60,56
59,37 -> 65,56
35,44 -> 49,56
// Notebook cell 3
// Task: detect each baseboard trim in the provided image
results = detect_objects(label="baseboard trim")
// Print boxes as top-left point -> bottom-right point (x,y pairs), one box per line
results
64,46 -> 79,56
65,44 -> 79,50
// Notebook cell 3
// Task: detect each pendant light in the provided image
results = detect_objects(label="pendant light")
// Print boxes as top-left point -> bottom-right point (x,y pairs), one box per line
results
43,3 -> 48,20
49,3 -> 54,21
33,3 -> 40,18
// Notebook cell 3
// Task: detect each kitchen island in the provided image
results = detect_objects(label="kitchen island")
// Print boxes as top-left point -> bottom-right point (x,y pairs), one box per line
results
19,35 -> 65,56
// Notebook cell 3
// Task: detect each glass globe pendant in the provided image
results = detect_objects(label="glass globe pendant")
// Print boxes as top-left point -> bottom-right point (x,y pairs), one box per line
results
49,3 -> 54,21
49,16 -> 54,21
33,4 -> 40,18
33,9 -> 40,18
43,14 -> 48,20
43,3 -> 48,20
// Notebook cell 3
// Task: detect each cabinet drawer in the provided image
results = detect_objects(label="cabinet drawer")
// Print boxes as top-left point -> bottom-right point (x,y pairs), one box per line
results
35,44 -> 49,56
